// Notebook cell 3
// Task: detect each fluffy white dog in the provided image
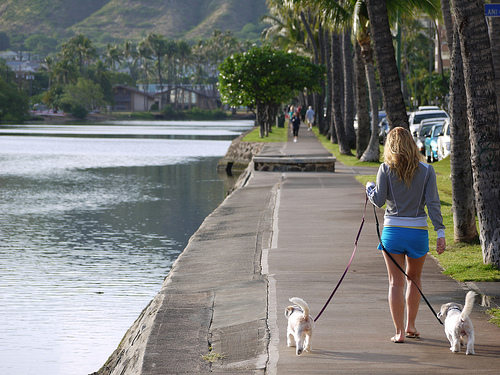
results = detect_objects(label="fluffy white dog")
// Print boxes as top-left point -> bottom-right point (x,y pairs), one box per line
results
438,291 -> 476,355
285,297 -> 315,355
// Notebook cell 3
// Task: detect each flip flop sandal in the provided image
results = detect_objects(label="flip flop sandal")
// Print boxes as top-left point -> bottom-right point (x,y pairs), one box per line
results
405,332 -> 420,339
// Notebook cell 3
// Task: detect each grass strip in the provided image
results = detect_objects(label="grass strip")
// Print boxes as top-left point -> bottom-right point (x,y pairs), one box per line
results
314,129 -> 500,283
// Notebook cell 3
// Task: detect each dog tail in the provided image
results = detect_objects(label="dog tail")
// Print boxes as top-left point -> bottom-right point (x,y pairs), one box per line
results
460,291 -> 476,322
289,297 -> 309,317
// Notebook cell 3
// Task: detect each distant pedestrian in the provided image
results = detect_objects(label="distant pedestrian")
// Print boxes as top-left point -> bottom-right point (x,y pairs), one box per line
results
305,106 -> 315,131
291,111 -> 301,142
288,105 -> 295,134
366,127 -> 446,344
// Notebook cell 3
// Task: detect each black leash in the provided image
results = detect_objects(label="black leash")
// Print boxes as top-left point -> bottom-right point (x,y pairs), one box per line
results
314,196 -> 368,322
372,204 -> 444,325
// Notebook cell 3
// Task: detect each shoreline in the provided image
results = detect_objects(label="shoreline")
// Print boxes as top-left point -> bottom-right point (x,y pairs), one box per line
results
28,111 -> 256,124
92,132 -> 261,374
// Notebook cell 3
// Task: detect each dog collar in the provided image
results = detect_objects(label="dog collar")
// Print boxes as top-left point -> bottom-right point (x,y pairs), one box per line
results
449,307 -> 462,312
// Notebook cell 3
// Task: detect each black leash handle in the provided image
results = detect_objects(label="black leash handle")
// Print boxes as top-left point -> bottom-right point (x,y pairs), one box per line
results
314,196 -> 368,322
372,204 -> 444,325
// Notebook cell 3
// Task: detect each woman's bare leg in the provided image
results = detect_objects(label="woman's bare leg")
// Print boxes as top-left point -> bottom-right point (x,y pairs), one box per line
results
382,252 -> 406,342
405,254 -> 426,336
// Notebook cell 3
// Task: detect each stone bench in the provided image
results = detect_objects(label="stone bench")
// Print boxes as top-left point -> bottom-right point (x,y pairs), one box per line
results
253,154 -> 337,172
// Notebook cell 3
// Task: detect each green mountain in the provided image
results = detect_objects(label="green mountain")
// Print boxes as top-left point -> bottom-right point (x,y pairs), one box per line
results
0,0 -> 268,45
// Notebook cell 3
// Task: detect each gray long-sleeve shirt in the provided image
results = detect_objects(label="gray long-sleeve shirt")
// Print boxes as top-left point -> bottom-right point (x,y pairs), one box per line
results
366,162 -> 445,238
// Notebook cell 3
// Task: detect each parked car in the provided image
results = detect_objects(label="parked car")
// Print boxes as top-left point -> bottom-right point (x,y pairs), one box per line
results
408,109 -> 449,134
354,110 -> 386,131
418,105 -> 440,111
378,117 -> 389,144
424,123 -> 444,162
437,119 -> 451,160
414,121 -> 441,155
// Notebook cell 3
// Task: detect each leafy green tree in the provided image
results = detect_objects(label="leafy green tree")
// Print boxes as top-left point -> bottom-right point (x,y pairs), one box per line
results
24,34 -> 58,56
218,45 -> 324,137
0,31 -> 11,51
57,77 -> 104,118
0,76 -> 29,122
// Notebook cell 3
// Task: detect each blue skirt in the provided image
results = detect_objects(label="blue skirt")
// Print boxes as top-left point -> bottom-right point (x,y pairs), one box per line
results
377,226 -> 429,259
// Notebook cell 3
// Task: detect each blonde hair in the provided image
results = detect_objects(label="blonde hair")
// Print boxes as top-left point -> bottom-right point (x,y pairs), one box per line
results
383,127 -> 424,186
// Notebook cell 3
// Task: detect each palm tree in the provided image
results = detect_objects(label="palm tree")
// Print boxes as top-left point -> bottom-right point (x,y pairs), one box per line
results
52,57 -> 78,85
41,56 -> 54,90
364,0 -> 409,130
105,43 -> 123,72
137,40 -> 153,111
146,33 -> 170,110
330,31 -> 352,154
62,34 -> 96,75
449,26 -> 477,243
451,0 -> 500,266
440,0 -> 477,243
175,40 -> 192,109
490,0 -> 500,116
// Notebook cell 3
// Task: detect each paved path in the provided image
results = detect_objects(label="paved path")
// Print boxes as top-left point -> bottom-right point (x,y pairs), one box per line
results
102,126 -> 500,374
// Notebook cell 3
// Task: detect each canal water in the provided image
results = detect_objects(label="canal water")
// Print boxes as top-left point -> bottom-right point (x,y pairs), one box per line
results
0,120 -> 254,375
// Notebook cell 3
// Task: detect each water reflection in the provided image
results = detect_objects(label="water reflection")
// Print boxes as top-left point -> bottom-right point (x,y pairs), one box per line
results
0,121 -> 251,375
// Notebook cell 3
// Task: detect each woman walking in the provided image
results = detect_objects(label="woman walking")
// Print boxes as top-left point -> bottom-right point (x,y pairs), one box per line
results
366,127 -> 446,343
291,111 -> 301,142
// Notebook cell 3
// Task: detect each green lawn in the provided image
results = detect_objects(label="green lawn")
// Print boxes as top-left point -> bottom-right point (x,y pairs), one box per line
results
242,126 -> 289,142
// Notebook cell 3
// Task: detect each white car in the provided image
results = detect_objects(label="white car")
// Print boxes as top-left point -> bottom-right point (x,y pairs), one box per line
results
408,109 -> 449,134
437,119 -> 451,160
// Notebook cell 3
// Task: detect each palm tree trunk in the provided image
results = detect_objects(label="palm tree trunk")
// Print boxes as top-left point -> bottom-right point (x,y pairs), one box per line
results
490,0 -> 500,117
452,0 -> 500,266
324,29 -> 333,137
365,0 -> 409,130
316,23 -> 326,134
343,30 -> 356,149
331,31 -> 351,154
442,0 -> 477,242
449,25 -> 478,243
360,62 -> 380,162
354,43 -> 370,159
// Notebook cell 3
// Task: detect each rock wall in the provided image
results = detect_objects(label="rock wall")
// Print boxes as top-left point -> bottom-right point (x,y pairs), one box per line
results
217,129 -> 264,173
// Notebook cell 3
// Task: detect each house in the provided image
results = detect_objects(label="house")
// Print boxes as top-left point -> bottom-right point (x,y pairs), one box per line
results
155,85 -> 221,110
112,85 -> 156,111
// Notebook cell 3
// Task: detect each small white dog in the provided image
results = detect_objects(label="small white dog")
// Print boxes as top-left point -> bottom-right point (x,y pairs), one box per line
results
438,291 -> 476,355
285,297 -> 315,355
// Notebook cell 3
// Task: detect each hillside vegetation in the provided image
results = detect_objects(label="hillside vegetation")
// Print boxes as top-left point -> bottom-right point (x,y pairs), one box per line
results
0,0 -> 268,45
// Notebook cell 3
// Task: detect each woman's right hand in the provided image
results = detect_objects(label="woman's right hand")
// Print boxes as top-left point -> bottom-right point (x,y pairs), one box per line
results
436,237 -> 446,254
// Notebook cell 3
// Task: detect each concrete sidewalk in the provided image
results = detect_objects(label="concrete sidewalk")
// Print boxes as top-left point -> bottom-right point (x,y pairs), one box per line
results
263,129 -> 500,374
101,126 -> 500,374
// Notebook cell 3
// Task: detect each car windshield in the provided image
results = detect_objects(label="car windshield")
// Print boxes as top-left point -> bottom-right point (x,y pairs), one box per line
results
433,125 -> 443,137
414,112 -> 448,124
419,124 -> 434,136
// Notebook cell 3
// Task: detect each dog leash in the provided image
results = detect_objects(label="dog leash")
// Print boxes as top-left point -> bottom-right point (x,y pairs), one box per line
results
372,204 -> 444,325
314,196 -> 368,322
